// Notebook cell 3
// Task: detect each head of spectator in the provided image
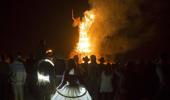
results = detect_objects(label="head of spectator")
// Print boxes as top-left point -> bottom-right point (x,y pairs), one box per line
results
99,57 -> 105,64
67,59 -> 77,71
14,52 -> 24,62
73,55 -> 79,64
83,56 -> 90,64
90,55 -> 97,63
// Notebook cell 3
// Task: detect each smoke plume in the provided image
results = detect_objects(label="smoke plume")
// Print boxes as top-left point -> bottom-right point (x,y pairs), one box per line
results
88,0 -> 161,60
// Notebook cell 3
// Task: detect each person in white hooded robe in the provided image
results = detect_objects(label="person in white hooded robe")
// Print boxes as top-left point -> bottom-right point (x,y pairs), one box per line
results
51,59 -> 92,100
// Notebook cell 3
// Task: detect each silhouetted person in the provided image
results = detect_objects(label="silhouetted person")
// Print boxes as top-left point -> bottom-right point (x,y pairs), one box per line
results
73,55 -> 79,65
51,59 -> 92,100
36,55 -> 55,100
10,52 -> 27,100
156,53 -> 170,100
81,56 -> 90,88
25,54 -> 37,95
36,40 -> 48,60
73,55 -> 83,84
98,57 -> 106,75
88,55 -> 100,100
99,63 -> 114,100
121,60 -> 138,100
54,59 -> 66,87
0,53 -> 11,100
113,60 -> 125,100
137,59 -> 159,100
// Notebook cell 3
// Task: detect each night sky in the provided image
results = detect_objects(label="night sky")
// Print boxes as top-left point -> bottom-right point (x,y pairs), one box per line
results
1,0 -> 170,58
1,0 -> 89,56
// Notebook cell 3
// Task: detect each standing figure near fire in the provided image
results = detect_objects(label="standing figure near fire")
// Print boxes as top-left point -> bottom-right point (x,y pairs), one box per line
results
81,56 -> 90,88
51,59 -> 92,100
99,63 -> 114,100
88,55 -> 100,100
10,52 -> 27,100
36,49 -> 56,100
36,40 -> 48,60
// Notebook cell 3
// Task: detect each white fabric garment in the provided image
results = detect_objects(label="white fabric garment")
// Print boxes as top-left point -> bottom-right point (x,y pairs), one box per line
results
51,84 -> 92,100
100,71 -> 113,93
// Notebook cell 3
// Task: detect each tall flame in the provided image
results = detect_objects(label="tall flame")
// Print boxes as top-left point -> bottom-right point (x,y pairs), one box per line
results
73,10 -> 95,57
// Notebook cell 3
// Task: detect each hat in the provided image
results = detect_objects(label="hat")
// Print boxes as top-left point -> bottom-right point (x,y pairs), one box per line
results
83,56 -> 90,62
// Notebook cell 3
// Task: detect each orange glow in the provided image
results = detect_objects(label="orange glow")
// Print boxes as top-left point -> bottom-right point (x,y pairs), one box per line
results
46,49 -> 53,54
73,10 -> 95,57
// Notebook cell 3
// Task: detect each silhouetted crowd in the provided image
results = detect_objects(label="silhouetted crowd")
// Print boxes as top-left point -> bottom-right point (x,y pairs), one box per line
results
0,42 -> 170,100
70,54 -> 170,100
